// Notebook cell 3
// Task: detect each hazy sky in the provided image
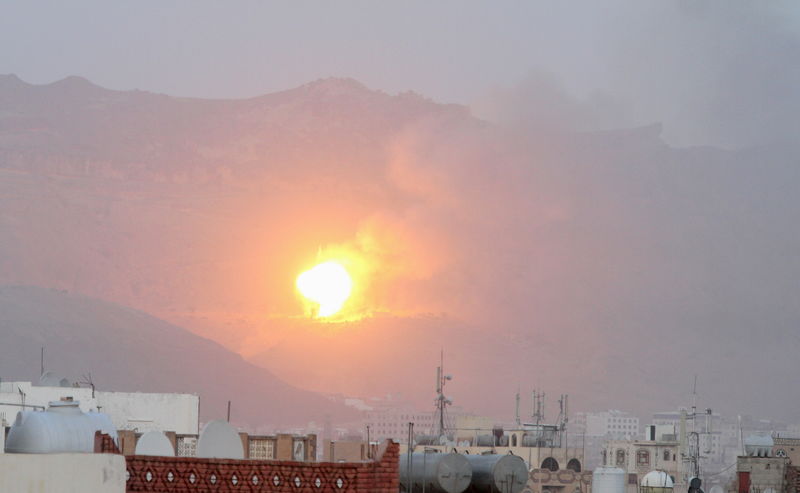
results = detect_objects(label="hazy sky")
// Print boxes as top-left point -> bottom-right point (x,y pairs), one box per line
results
2,1 -> 799,148
2,1 -> 800,422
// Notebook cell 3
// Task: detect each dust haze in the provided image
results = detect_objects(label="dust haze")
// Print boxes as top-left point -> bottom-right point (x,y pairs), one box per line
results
0,1 -> 798,426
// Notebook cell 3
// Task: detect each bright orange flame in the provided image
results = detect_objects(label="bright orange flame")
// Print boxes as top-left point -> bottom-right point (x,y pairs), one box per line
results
296,261 -> 353,317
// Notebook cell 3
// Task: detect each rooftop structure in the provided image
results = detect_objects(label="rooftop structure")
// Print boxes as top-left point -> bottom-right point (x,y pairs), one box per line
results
0,380 -> 199,435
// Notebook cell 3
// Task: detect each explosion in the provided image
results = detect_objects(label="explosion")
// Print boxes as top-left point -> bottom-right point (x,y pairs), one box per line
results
296,261 -> 353,317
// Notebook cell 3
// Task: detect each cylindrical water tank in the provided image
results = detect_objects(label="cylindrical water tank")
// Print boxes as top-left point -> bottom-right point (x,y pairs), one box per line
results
465,454 -> 529,493
476,435 -> 496,447
416,435 -> 440,446
592,467 -> 626,493
400,452 -> 473,493
522,435 -> 543,447
4,400 -> 118,454
640,470 -> 675,493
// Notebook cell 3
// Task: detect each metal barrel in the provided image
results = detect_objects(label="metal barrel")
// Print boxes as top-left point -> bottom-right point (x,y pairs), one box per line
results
464,454 -> 529,493
400,452 -> 473,493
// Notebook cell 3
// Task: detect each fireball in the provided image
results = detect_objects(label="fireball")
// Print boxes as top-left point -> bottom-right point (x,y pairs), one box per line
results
296,261 -> 353,317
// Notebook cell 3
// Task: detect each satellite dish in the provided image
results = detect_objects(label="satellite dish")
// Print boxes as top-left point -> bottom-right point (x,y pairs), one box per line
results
196,420 -> 244,459
135,431 -> 175,457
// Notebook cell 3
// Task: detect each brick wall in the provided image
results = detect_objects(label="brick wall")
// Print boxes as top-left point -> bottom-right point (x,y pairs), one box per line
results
787,465 -> 799,493
123,439 -> 399,493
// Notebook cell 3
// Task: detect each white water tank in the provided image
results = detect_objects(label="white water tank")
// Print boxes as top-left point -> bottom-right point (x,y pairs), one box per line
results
641,470 -> 675,493
592,467 -> 626,493
4,400 -> 117,454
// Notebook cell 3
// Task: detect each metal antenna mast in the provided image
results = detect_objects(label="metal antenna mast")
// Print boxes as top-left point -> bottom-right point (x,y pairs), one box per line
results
531,390 -> 545,426
681,376 -> 713,481
435,350 -> 452,439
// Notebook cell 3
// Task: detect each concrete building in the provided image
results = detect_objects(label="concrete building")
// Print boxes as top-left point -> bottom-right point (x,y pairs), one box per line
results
653,411 -> 727,464
571,410 -> 640,472
735,456 -> 790,493
772,437 -> 800,465
0,381 -> 199,436
321,438 -> 371,462
574,410 -> 640,439
363,407 -> 436,442
604,426 -> 683,493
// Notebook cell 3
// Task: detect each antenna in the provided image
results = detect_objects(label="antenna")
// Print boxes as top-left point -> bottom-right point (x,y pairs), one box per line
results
515,389 -> 521,426
78,373 -> 95,398
681,376 -> 711,481
531,390 -> 545,426
435,350 -> 452,439
40,346 -> 44,377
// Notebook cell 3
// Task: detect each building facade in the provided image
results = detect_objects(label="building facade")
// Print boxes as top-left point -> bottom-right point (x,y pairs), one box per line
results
0,381 -> 199,436
574,410 -> 641,440
604,437 -> 682,493
363,407 -> 436,442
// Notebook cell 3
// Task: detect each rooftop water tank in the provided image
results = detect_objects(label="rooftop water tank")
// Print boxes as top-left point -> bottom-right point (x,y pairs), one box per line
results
464,453 -> 528,493
4,400 -> 117,454
592,467 -> 626,493
400,452 -> 472,493
744,435 -> 774,457
641,470 -> 675,493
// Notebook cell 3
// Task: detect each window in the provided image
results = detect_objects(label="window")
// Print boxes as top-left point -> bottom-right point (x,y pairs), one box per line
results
567,459 -> 582,472
616,449 -> 626,466
663,450 -> 671,461
542,457 -> 560,471
628,474 -> 638,485
637,450 -> 650,466
601,450 -> 608,466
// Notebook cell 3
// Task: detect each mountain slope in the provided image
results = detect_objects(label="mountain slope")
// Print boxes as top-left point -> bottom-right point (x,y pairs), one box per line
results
0,285 -> 354,429
0,74 -> 798,422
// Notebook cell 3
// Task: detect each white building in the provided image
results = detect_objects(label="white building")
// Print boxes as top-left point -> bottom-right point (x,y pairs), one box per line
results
574,410 -> 640,439
0,381 -> 199,438
363,407 -> 437,442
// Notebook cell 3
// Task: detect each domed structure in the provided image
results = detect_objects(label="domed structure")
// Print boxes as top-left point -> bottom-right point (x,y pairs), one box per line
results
641,470 -> 674,493
196,420 -> 244,459
134,430 -> 175,456
4,400 -> 117,453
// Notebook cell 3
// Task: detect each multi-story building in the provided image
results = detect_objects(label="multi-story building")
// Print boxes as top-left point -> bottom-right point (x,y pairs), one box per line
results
574,410 -> 640,439
605,426 -> 684,493
363,407 -> 436,442
772,437 -> 800,465
653,410 -> 731,465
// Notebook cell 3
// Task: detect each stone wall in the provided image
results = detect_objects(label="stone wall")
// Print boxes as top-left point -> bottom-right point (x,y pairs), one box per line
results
0,453 -> 126,493
525,467 -> 593,493
736,456 -> 788,493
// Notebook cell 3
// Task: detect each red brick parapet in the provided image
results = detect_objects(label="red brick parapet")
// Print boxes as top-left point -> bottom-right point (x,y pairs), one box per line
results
95,431 -> 122,454
124,439 -> 399,493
